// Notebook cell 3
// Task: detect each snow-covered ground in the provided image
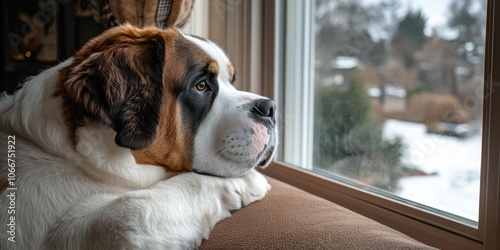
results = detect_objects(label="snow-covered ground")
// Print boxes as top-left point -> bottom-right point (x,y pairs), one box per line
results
383,119 -> 481,221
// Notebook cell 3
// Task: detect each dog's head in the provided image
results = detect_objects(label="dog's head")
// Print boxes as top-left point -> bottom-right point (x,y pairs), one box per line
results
55,24 -> 276,177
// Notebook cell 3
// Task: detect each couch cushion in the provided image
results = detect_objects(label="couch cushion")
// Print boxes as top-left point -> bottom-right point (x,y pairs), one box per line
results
199,176 -> 434,249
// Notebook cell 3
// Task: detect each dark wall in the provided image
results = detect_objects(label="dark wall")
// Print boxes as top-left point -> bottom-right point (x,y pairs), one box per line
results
1,0 -> 104,93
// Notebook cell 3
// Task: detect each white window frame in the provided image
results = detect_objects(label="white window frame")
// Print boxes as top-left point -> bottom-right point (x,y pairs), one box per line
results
282,0 -> 315,169
204,0 -> 500,249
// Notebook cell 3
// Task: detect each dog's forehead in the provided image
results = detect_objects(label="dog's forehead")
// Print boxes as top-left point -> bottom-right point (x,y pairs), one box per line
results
182,34 -> 234,83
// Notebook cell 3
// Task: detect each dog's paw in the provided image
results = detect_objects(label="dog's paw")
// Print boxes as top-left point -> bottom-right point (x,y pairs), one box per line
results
222,170 -> 271,210
240,169 -> 271,206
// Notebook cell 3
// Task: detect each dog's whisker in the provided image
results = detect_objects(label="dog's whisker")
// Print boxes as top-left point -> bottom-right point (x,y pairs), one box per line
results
208,147 -> 230,158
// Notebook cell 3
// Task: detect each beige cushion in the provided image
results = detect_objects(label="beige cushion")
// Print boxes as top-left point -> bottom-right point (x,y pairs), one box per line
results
199,176 -> 434,249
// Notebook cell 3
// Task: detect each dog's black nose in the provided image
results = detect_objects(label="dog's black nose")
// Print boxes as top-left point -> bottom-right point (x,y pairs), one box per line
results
251,99 -> 276,120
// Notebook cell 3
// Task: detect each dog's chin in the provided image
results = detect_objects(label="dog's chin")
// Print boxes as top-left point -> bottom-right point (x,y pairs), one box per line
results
192,162 -> 256,178
192,168 -> 252,178
258,146 -> 275,168
191,144 -> 275,178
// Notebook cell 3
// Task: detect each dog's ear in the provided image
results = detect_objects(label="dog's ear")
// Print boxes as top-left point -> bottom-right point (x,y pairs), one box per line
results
60,29 -> 165,150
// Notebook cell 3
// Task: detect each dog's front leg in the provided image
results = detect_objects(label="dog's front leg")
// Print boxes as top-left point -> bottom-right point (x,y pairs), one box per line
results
43,169 -> 270,250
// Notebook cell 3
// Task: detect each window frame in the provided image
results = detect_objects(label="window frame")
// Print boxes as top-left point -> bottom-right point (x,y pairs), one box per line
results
206,0 -> 500,249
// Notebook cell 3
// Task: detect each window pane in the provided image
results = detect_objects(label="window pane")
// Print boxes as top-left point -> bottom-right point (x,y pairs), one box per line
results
279,0 -> 486,223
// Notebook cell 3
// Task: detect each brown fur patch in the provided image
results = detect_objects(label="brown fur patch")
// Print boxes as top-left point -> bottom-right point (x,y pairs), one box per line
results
208,60 -> 219,75
54,25 -> 173,148
131,31 -> 215,172
228,63 -> 235,83
131,102 -> 191,172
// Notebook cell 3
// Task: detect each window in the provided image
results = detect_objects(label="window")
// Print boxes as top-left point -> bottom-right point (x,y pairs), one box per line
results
208,0 -> 500,248
282,0 -> 486,224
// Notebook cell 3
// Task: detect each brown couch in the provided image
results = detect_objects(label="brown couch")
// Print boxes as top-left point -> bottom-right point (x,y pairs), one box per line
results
199,177 -> 435,249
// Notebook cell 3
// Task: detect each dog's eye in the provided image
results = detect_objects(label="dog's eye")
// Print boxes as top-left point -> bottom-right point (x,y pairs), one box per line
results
194,81 -> 208,92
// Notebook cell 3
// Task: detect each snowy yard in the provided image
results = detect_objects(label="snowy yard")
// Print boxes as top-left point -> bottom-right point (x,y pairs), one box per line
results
383,119 -> 481,221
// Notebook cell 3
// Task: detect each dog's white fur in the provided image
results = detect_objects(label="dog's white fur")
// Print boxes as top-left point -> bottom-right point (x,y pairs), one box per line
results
0,28 -> 273,249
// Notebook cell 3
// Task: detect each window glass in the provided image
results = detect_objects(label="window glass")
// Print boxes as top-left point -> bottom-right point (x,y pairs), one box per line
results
279,0 -> 486,223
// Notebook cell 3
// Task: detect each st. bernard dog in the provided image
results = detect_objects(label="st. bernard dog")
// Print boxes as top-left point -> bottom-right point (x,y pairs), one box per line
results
0,24 -> 276,249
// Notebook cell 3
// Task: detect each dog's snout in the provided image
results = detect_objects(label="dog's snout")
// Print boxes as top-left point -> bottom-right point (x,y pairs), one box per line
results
251,99 -> 276,120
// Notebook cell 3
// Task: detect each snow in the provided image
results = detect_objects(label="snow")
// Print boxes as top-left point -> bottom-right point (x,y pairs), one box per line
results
367,86 -> 407,98
331,56 -> 359,69
383,119 -> 481,221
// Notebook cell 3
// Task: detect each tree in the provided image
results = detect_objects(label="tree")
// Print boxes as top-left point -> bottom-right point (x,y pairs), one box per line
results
445,0 -> 485,97
391,10 -> 427,69
313,70 -> 403,191
315,0 -> 399,69
448,0 -> 484,46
